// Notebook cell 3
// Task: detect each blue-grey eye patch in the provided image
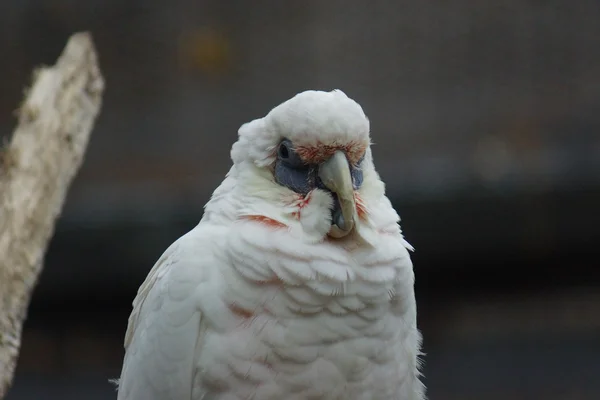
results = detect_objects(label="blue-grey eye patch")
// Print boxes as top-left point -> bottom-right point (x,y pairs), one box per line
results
274,139 -> 314,194
351,153 -> 364,190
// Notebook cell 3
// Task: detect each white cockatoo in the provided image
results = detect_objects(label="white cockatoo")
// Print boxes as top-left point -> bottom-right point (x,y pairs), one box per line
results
116,89 -> 425,400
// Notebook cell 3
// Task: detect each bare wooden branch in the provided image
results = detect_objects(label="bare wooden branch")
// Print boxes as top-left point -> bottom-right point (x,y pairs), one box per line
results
0,32 -> 104,398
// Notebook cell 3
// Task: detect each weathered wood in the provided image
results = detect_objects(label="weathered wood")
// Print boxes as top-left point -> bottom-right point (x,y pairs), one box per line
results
0,32 -> 104,398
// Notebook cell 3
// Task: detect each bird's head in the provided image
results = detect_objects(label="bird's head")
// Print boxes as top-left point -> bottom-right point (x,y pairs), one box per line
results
219,89 -> 398,244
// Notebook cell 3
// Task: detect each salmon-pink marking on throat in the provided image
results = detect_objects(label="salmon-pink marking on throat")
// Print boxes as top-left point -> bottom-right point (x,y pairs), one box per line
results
291,191 -> 313,220
240,215 -> 287,229
228,303 -> 254,319
355,192 -> 369,220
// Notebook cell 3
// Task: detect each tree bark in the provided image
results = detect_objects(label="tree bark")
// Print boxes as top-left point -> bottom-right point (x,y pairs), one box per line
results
0,32 -> 104,398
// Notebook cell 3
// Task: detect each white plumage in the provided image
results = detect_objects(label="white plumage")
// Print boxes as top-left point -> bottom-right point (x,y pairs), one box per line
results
116,90 -> 425,400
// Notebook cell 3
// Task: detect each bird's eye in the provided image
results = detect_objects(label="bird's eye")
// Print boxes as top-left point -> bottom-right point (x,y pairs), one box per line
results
277,139 -> 306,169
278,141 -> 290,160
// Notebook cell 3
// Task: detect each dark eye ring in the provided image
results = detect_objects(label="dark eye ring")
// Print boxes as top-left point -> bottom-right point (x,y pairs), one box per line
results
278,141 -> 290,160
277,139 -> 306,169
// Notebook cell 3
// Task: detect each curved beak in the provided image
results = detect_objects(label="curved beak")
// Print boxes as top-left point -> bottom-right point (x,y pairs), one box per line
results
318,150 -> 358,238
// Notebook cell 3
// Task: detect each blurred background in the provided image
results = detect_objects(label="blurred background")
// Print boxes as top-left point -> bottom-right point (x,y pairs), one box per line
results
1,1 -> 600,399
